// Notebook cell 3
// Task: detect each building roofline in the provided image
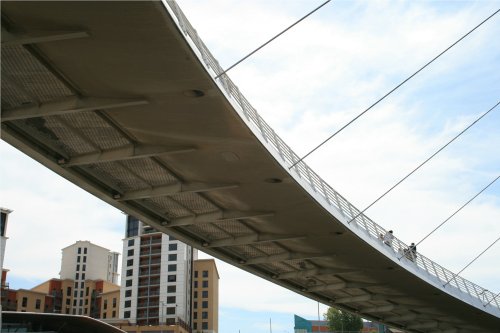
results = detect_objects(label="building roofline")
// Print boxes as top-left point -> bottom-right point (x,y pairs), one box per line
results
194,258 -> 220,279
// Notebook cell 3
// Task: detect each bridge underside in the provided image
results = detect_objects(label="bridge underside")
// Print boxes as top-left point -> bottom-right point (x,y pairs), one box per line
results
1,2 -> 498,332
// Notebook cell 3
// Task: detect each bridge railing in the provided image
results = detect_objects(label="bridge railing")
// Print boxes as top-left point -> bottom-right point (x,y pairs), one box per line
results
164,0 -> 499,311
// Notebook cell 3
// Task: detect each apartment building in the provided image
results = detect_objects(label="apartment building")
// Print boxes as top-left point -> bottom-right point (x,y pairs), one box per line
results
1,208 -> 12,276
119,215 -> 196,327
192,259 -> 219,333
59,241 -> 120,315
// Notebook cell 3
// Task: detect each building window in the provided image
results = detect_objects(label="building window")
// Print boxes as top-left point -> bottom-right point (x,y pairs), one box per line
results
168,254 -> 177,261
194,271 -> 198,278
167,285 -> 176,293
169,235 -> 176,241
113,298 -> 117,308
80,290 -> 83,297
82,265 -> 86,271
202,280 -> 208,288
85,299 -> 88,305
167,296 -> 176,304
74,282 -> 78,289
83,256 -> 87,263
77,256 -> 80,263
202,290 -> 208,298
76,264 -> 80,271
78,247 -> 81,254
168,264 -> 176,272
194,291 -> 198,299
126,269 -> 133,277
84,308 -> 88,315
84,248 -> 87,254
193,312 -> 197,319
166,307 -> 175,315
128,239 -> 134,246
112,310 -> 116,317
80,282 -> 84,288
66,287 -> 71,296
202,270 -> 208,278
125,290 -> 132,297
81,273 -> 85,280
194,281 -> 198,288
86,287 -> 89,296
66,299 -> 70,305
202,311 -> 208,319
127,249 -> 134,256
167,275 -> 176,282
103,299 -> 107,310
125,279 -> 132,287
127,259 -> 133,267
193,323 -> 197,330
124,311 -> 130,318
124,300 -> 131,308
21,297 -> 28,308
168,243 -> 177,251
103,312 -> 107,319
74,290 -> 77,298
79,299 -> 83,306
202,322 -> 208,329
202,301 -> 208,308
75,273 -> 79,280
193,301 -> 197,309
126,215 -> 140,238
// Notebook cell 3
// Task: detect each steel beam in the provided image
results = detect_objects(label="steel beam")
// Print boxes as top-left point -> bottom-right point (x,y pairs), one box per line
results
206,234 -> 305,248
61,144 -> 195,166
308,281 -> 376,292
243,252 -> 333,266
1,29 -> 89,46
276,267 -> 361,280
385,313 -> 419,322
407,321 -> 439,330
117,182 -> 238,201
362,304 -> 396,313
1,96 -> 148,121
165,210 -> 274,227
335,294 -> 372,304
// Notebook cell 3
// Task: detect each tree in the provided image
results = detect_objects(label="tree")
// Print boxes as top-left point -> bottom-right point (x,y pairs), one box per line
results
324,307 -> 363,332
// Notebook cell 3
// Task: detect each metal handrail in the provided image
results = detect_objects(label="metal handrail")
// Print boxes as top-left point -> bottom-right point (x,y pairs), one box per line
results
164,0 -> 499,310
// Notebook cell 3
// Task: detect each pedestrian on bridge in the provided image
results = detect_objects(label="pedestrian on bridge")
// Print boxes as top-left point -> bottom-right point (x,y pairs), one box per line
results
383,230 -> 394,247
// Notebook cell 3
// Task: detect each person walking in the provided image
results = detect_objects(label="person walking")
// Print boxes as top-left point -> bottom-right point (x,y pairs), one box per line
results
383,230 -> 394,247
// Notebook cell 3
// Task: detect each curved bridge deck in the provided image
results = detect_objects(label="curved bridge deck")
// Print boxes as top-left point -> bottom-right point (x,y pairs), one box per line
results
1,1 -> 498,332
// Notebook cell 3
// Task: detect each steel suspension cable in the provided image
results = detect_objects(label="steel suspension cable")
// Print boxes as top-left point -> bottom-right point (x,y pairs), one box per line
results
443,235 -> 500,287
397,173 -> 500,260
291,8 -> 500,169
215,0 -> 331,79
484,291 -> 500,307
416,174 -> 500,247
348,100 -> 500,224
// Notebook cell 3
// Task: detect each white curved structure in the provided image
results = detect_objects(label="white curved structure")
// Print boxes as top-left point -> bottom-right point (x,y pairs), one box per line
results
1,1 -> 499,332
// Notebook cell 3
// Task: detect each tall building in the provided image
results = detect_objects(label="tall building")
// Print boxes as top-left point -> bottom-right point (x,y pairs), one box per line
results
1,208 -> 13,276
192,259 -> 219,333
59,241 -> 120,316
119,215 -> 196,328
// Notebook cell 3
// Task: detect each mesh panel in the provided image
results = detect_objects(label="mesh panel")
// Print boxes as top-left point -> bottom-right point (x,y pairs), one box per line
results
213,220 -> 254,237
170,192 -> 218,215
43,116 -> 96,155
183,224 -> 227,241
252,242 -> 285,256
58,112 -> 129,150
121,159 -> 178,187
1,45 -> 73,106
146,197 -> 192,218
231,245 -> 261,259
91,162 -> 149,192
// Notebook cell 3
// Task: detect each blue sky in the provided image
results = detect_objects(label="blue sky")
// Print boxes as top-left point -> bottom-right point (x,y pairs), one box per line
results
2,1 -> 500,332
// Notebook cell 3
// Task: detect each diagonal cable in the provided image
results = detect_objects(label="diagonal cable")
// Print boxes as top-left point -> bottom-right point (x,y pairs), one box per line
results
291,8 -> 500,169
443,235 -> 500,287
348,100 -> 500,224
398,173 -> 500,260
416,174 -> 500,247
215,0 -> 331,79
